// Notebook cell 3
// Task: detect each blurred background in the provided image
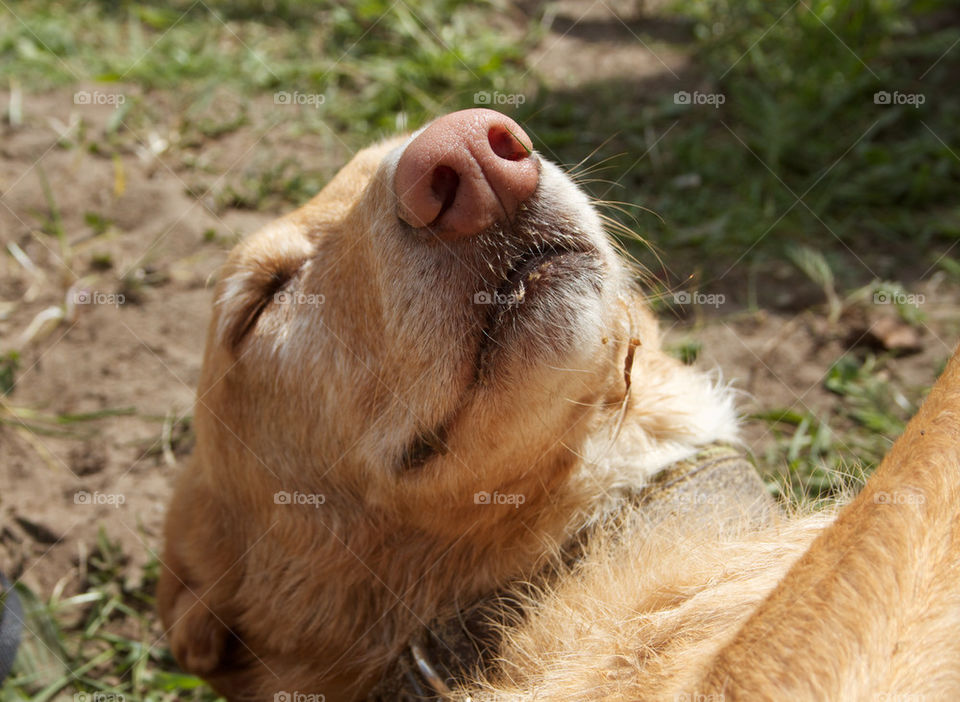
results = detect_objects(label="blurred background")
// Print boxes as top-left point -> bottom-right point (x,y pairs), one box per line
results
0,0 -> 958,698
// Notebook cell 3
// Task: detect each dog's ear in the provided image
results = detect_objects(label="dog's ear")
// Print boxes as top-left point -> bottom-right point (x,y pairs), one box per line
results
157,467 -> 238,676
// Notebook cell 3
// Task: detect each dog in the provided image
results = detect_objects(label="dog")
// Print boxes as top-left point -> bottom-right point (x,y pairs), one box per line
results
158,108 -> 960,701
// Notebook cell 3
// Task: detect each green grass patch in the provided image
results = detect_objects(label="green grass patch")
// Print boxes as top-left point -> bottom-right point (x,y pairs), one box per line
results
0,0 -> 535,139
521,0 -> 960,282
3,532 -> 218,701
757,352 -> 925,500
0,352 -> 19,396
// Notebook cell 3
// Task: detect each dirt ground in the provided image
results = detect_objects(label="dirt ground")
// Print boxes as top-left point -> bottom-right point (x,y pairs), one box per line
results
1,3 -> 957,611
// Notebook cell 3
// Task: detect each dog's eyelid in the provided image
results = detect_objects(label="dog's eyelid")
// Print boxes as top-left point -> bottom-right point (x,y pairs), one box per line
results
223,263 -> 305,350
227,297 -> 269,349
267,269 -> 296,297
398,424 -> 449,472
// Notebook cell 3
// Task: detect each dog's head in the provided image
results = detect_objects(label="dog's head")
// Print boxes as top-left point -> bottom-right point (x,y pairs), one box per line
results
208,109 -> 639,514
159,109 -> 698,700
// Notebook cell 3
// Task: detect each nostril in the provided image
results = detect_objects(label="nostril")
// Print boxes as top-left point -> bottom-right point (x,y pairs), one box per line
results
488,125 -> 531,161
430,165 -> 460,222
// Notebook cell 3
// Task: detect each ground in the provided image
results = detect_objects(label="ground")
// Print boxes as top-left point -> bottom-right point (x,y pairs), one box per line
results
0,0 -> 958,699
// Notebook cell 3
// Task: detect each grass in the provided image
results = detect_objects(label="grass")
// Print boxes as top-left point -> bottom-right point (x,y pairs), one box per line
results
756,352 -> 923,500
0,0 -> 535,138
4,533 -> 216,702
518,0 -> 960,286
0,404 -> 199,700
664,266 -> 937,502
0,353 -> 19,396
0,0 -> 957,698
4,1 -> 958,262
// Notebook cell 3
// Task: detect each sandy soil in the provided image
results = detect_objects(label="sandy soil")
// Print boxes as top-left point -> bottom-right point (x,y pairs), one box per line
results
0,85 -> 349,593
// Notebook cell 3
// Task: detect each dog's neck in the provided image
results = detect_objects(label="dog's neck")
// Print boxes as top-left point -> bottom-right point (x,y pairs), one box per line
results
571,346 -> 741,522
364,352 -> 748,697
372,440 -> 773,700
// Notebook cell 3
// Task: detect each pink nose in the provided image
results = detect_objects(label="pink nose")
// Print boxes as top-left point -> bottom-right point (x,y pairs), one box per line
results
394,109 -> 540,239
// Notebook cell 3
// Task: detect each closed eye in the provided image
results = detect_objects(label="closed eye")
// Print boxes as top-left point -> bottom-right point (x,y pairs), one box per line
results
227,268 -> 298,349
398,423 -> 449,471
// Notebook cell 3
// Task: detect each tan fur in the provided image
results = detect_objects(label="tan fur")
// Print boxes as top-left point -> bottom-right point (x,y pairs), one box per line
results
159,116 -> 960,701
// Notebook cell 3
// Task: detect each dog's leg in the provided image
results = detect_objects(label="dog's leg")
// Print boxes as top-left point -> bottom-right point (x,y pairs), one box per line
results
690,346 -> 960,699
157,466 -> 239,677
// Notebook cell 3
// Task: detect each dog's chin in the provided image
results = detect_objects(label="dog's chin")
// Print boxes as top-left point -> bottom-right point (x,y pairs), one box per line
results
394,248 -> 607,474
476,247 -> 606,382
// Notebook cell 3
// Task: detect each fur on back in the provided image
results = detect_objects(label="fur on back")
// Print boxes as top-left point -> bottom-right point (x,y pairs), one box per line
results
460,506 -> 834,700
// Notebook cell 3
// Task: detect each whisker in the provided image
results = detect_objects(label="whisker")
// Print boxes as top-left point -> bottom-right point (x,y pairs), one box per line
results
563,139 -> 624,179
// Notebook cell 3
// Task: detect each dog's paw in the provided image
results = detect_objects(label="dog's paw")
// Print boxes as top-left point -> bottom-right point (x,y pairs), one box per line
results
164,584 -> 230,675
